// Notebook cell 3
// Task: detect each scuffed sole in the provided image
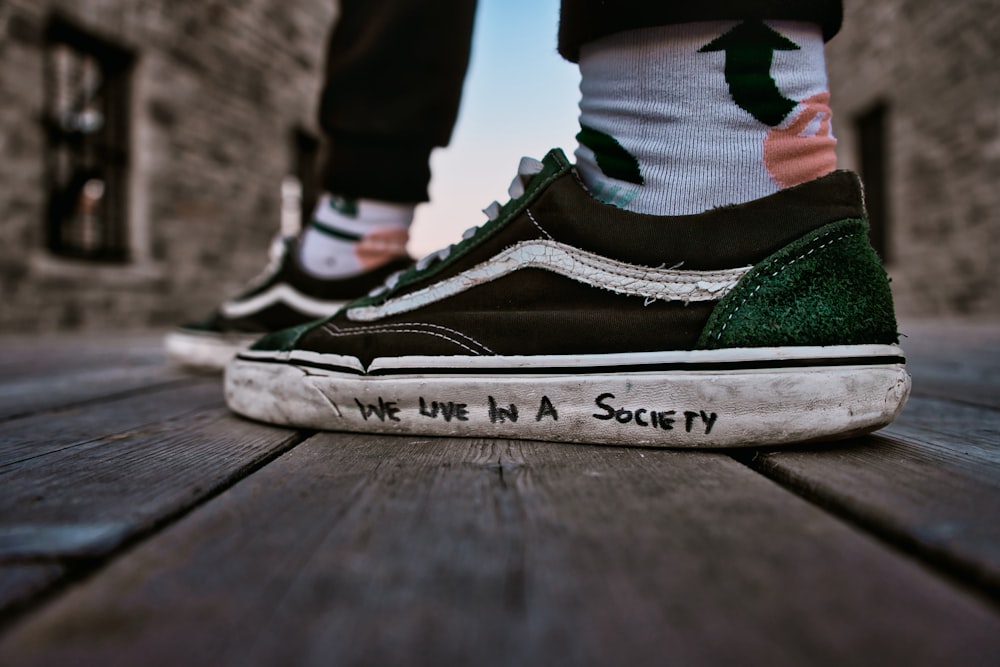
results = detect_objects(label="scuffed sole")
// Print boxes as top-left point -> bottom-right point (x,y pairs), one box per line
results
224,345 -> 911,448
165,329 -> 261,373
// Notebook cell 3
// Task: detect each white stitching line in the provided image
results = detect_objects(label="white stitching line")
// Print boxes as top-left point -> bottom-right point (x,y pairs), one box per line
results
558,245 -> 744,285
526,208 -> 553,240
570,168 -> 590,193
364,169 -> 565,304
323,321 -> 495,355
326,322 -> 496,354
349,240 -> 750,322
321,324 -> 484,356
328,321 -> 495,354
709,230 -> 853,342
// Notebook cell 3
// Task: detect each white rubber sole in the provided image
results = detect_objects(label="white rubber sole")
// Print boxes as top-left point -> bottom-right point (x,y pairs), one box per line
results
164,329 -> 261,373
224,345 -> 911,448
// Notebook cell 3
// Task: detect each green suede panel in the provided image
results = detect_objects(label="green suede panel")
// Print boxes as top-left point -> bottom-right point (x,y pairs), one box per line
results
250,321 -> 318,352
698,218 -> 899,349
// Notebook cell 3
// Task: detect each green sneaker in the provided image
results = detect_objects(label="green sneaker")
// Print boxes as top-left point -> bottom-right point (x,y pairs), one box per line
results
225,149 -> 909,447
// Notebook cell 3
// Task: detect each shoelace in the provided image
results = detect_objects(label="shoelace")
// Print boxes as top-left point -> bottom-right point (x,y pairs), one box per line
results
367,156 -> 545,299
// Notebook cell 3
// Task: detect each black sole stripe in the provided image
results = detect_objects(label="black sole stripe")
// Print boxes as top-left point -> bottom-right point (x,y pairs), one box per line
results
236,354 -> 906,377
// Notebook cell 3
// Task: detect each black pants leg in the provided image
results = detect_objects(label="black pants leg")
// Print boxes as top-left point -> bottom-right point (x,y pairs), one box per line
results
318,0 -> 477,203
558,1 -> 843,61
317,0 -> 842,203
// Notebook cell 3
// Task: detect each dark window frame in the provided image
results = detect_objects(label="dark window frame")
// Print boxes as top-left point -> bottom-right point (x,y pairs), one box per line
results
43,16 -> 135,262
854,102 -> 890,263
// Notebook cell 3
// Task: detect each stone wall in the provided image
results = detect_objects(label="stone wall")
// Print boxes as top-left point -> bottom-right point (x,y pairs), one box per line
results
828,0 -> 1000,317
2,0 -> 996,333
0,0 -> 334,331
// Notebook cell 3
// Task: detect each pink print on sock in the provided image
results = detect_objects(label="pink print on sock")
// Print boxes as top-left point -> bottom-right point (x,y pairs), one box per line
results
355,228 -> 409,270
764,92 -> 837,188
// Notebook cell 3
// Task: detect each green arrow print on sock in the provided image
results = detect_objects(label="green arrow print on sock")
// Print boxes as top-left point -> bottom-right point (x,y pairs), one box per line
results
699,20 -> 800,127
576,125 -> 645,185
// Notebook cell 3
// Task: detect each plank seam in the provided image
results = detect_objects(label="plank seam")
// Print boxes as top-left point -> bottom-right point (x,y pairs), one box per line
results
0,429 -> 317,632
0,378 -> 207,424
729,446 -> 1000,614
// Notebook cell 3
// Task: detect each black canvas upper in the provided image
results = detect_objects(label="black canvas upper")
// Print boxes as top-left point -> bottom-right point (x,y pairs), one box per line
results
271,150 -> 867,366
181,239 -> 413,336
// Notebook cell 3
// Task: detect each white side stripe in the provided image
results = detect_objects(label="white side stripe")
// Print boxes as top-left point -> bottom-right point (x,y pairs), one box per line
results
221,283 -> 346,319
348,240 -> 750,322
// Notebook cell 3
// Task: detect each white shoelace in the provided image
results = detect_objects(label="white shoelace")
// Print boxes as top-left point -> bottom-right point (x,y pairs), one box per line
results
367,156 -> 545,298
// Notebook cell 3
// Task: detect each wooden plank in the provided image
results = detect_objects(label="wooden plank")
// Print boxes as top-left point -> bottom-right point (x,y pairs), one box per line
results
0,380 -> 222,468
0,524 -> 131,561
0,364 -> 195,422
0,566 -> 65,622
3,436 -> 999,666
0,333 -> 167,381
742,395 -> 1000,595
884,396 -> 1000,464
0,408 -> 306,564
900,320 -> 1000,409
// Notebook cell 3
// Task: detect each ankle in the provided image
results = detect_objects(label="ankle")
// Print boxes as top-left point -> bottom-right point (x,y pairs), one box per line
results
298,195 -> 412,279
574,21 -> 837,215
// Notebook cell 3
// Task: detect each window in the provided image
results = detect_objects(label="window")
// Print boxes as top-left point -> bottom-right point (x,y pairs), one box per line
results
43,18 -> 134,261
854,103 -> 890,262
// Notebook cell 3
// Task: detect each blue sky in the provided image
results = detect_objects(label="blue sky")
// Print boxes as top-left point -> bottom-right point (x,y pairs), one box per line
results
409,0 -> 582,256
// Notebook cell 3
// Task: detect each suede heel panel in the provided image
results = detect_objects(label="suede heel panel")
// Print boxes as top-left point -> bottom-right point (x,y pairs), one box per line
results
698,219 -> 899,349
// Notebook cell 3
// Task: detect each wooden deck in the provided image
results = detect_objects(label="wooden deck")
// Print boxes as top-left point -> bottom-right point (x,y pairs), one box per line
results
0,321 -> 998,666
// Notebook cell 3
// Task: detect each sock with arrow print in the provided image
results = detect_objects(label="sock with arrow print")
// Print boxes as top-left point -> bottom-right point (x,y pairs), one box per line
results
574,20 -> 837,216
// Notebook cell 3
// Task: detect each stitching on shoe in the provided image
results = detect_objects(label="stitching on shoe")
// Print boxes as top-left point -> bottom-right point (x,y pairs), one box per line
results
322,325 -> 484,356
349,240 -> 750,322
362,169 -> 567,307
430,169 -> 565,268
323,322 -> 494,355
707,229 -> 854,342
552,242 -> 743,286
570,168 -> 592,195
327,321 -> 495,354
526,208 -> 553,240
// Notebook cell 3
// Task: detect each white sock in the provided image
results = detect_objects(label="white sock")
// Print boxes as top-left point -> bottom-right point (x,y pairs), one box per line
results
574,20 -> 837,215
297,195 -> 413,279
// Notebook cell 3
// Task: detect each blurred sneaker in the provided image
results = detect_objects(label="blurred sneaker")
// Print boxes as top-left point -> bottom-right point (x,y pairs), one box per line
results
165,235 -> 411,371
225,149 -> 909,447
